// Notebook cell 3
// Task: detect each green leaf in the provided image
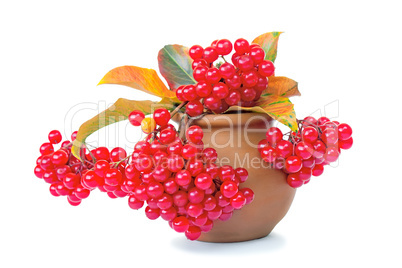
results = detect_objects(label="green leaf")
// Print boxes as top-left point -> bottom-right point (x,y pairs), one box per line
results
252,32 -> 282,62
71,98 -> 176,160
158,45 -> 196,89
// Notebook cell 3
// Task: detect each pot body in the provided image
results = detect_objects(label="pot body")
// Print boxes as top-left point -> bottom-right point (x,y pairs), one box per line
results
189,112 -> 296,242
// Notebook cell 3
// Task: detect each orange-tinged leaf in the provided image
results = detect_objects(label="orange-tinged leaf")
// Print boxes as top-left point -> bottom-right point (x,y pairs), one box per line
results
71,98 -> 176,160
252,32 -> 282,62
98,66 -> 178,100
158,45 -> 196,90
263,76 -> 300,98
226,96 -> 298,131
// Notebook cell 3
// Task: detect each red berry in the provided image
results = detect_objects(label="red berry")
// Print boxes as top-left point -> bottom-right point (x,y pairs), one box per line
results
225,89 -> 241,106
219,62 -> 236,79
235,167 -> 248,183
153,108 -> 171,126
258,60 -> 275,77
266,127 -> 283,145
185,226 -> 201,240
240,87 -> 257,102
298,167 -> 312,181
230,191 -> 246,209
186,158 -> 203,177
193,65 -> 208,82
204,95 -> 221,110
164,178 -> 179,195
195,81 -> 212,97
219,165 -> 235,181
312,140 -> 326,159
167,154 -> 185,172
128,195 -> 144,210
234,38 -> 250,54
186,100 -> 204,117
189,45 -> 204,60
74,184 -> 90,199
276,140 -> 293,158
285,156 -> 303,173
128,110 -> 145,126
295,142 -> 314,160
104,168 -> 123,186
186,125 -> 203,144
159,128 -> 177,145
110,147 -> 127,162
205,68 -> 221,84
92,147 -> 110,161
175,170 -> 192,186
212,82 -> 229,99
186,203 -> 203,218
194,173 -> 212,190
303,116 -> 317,127
40,142 -> 54,155
237,55 -> 254,71
225,74 -> 241,89
51,150 -> 69,166
221,181 -> 238,198
302,157 -> 315,168
172,216 -> 190,233
338,123 -> 353,140
241,70 -> 259,87
145,206 -> 160,220
192,59 -> 208,69
339,137 -> 353,150
70,131 -> 78,141
324,146 -> 340,162
173,191 -> 189,207
188,187 -> 205,203
63,173 -> 80,189
250,46 -> 265,64
240,188 -> 254,204
286,173 -> 304,188
181,144 -> 197,159
260,146 -> 278,163
215,39 -> 233,55
317,117 -> 330,126
157,193 -> 173,209
48,130 -> 62,144
133,154 -> 153,172
302,126 -> 319,144
203,46 -> 219,63
321,128 -> 338,145
254,76 -> 268,92
203,195 -> 217,211
182,85 -> 197,101
312,164 -> 324,176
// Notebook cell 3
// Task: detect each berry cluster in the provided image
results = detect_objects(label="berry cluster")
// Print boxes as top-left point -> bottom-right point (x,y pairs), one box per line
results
125,108 -> 254,240
258,116 -> 353,188
34,130 -> 131,205
175,38 -> 275,116
35,108 -> 254,241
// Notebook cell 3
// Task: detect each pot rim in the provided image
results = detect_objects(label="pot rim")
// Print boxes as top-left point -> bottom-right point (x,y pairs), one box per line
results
172,111 -> 273,128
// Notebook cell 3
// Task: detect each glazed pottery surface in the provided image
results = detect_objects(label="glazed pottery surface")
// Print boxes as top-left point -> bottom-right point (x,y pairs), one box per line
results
176,112 -> 296,243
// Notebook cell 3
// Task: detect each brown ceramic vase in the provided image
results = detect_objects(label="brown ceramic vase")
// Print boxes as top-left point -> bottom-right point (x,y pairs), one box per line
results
177,112 -> 296,243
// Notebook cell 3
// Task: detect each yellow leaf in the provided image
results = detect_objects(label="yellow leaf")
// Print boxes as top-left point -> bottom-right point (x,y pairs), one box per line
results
263,76 -> 300,98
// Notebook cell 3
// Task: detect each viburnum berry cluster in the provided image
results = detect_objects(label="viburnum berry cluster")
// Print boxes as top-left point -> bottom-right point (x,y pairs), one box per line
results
175,38 -> 275,116
35,108 -> 254,240
258,116 -> 353,188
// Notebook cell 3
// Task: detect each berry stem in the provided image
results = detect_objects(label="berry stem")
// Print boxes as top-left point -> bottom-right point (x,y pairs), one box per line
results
170,101 -> 188,118
220,55 -> 227,63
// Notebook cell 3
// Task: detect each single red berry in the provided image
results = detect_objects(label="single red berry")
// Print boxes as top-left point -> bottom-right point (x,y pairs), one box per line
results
338,123 -> 353,140
186,203 -> 204,218
225,89 -> 241,106
230,191 -> 246,209
324,146 -> 340,162
128,110 -> 145,126
104,168 -> 123,186
254,76 -> 268,92
258,60 -> 275,77
298,167 -> 312,181
205,68 -> 221,84
71,131 -> 78,141
285,156 -> 303,173
175,170 -> 192,186
225,73 -> 241,89
185,226 -> 201,240
312,140 -> 326,159
219,62 -> 236,79
153,108 -> 171,126
303,116 -> 317,127
339,137 -> 353,150
194,173 -> 212,190
181,144 -> 198,159
302,157 -> 316,169
164,178 -> 179,195
240,188 -> 254,204
128,195 -> 144,210
212,82 -> 229,99
133,154 -> 153,172
235,167 -> 248,183
221,181 -> 238,198
302,126 -> 319,144
295,142 -> 314,160
63,173 -> 80,189
40,142 -> 54,155
51,150 -> 69,166
192,59 -> 208,70
219,165 -> 235,181
312,164 -> 324,176
193,65 -> 208,82
276,140 -> 293,158
203,46 -> 219,63
172,216 -> 190,233
237,55 -> 254,71
250,46 -> 265,64
240,87 -> 257,102
186,100 -> 204,117
203,95 -> 221,111
74,184 -> 90,199
287,173 -> 304,188
182,85 -> 197,101
92,147 -> 110,161
152,165 -> 171,182
195,81 -> 212,97
186,125 -> 203,143
145,206 -> 160,220
241,70 -> 259,87
147,181 -> 164,199
188,187 -> 205,203
159,128 -> 177,145
189,45 -> 204,60
157,193 -> 174,210
321,128 -> 338,145
260,146 -> 278,163
234,38 -> 250,54
48,130 -> 62,144
110,147 -> 127,162
215,39 -> 233,55
173,191 -> 188,207
266,127 -> 283,145
186,158 -> 204,177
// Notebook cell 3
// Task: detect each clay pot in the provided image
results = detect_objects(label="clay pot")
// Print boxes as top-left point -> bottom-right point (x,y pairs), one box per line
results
178,112 -> 296,243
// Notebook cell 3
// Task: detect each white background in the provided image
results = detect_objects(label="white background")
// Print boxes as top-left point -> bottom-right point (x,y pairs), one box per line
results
1,0 -> 401,267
